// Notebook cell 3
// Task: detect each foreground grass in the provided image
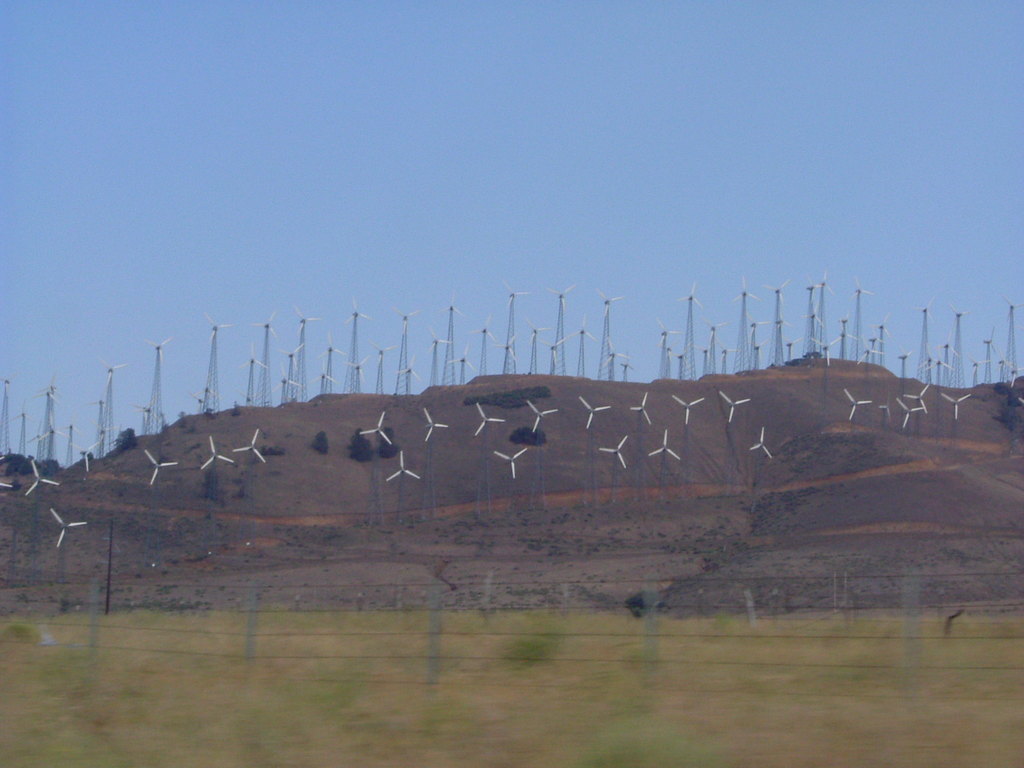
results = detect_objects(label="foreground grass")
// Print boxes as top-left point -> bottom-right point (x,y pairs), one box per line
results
2,610 -> 1023,767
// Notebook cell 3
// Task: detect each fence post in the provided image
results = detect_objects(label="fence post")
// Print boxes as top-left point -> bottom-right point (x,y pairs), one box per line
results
642,582 -> 659,680
482,570 -> 493,620
245,585 -> 260,661
743,588 -> 757,628
560,583 -> 570,617
88,579 -> 100,662
426,581 -> 442,687
902,574 -> 921,698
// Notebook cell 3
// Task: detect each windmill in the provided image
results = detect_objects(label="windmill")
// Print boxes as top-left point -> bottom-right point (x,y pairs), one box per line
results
598,435 -> 628,502
442,297 -> 462,386
747,321 -> 769,371
200,436 -> 235,552
502,282 -> 528,374
492,447 -> 526,511
838,318 -> 849,361
579,395 -> 610,504
526,321 -> 550,375
251,312 -> 276,407
803,283 -> 818,356
747,426 -> 772,500
473,403 -> 505,517
345,302 -> 371,395
143,449 -> 178,566
446,345 -> 473,385
393,308 -> 420,395
202,314 -> 231,414
428,329 -> 449,387
573,317 -> 597,378
386,450 -> 420,522
345,356 -> 369,395
718,390 -> 750,486
678,284 -> 702,380
25,458 -> 60,497
597,290 -> 623,381
0,378 -> 10,454
815,274 -> 833,354
229,428 -> 268,545
547,285 -> 574,376
940,392 -> 971,440
25,458 -> 59,584
1005,297 -> 1020,382
34,381 -> 58,463
671,395 -> 704,485
843,388 -> 872,423
916,302 -> 932,384
49,508 -> 86,583
851,280 -> 873,364
372,343 -> 396,395
360,411 -> 392,523
765,280 -> 789,367
281,344 -> 302,402
705,321 -> 727,375
241,344 -> 266,406
526,399 -> 557,508
733,279 -> 760,372
294,307 -> 320,402
647,429 -> 680,498
472,316 -> 497,377
421,408 -> 448,516
145,337 -> 171,432
630,392 -> 652,495
656,320 -> 680,380
717,390 -> 750,424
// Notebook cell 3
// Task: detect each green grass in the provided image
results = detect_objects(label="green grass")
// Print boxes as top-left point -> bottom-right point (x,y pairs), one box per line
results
2,611 -> 1023,767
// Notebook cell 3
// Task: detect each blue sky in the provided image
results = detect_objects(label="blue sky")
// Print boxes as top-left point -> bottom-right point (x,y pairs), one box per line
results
2,3 -> 1022,456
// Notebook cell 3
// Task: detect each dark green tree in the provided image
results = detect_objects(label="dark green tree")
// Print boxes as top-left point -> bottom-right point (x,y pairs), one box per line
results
311,430 -> 329,454
348,430 -> 374,462
114,428 -> 138,452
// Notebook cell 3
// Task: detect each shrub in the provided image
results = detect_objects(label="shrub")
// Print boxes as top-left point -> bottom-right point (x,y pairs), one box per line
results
114,428 -> 138,452
572,718 -> 726,768
509,426 -> 546,446
464,386 -> 552,409
1,623 -> 41,644
501,632 -> 562,666
261,445 -> 286,456
311,430 -> 329,454
348,430 -> 374,462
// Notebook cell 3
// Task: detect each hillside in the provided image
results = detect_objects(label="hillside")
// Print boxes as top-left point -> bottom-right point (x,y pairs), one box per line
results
2,360 -> 1022,613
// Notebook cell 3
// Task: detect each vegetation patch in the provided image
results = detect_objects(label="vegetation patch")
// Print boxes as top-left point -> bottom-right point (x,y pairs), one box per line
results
463,386 -> 551,409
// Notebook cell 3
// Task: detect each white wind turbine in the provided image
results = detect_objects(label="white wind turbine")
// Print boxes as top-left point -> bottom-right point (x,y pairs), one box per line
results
527,399 -> 558,432
145,449 -> 178,485
749,427 -> 772,459
526,399 -> 558,508
597,290 -> 623,381
648,428 -> 681,498
502,282 -> 529,375
371,343 -> 396,395
599,435 -> 628,502
231,427 -> 267,543
526,321 -> 550,376
473,403 -> 505,517
940,392 -> 971,421
25,458 -> 60,496
361,411 -> 392,445
202,315 -> 231,414
392,308 -> 420,395
472,315 -> 498,377
251,311 -> 278,407
573,316 -> 598,378
320,332 -> 342,395
843,388 -> 872,423
50,507 -> 86,583
422,408 -> 448,516
360,411 -> 391,524
473,402 -> 506,437
441,296 -> 464,386
656,320 -> 680,380
344,302 -> 371,394
579,395 -> 611,504
386,450 -> 421,522
678,284 -> 702,380
493,447 -> 527,480
294,307 -> 320,402
717,390 -> 750,424
630,391 -> 652,493
547,284 -> 575,376
201,436 -> 236,470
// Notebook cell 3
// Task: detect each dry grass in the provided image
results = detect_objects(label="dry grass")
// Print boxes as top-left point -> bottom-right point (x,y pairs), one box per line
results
2,610 -> 1023,767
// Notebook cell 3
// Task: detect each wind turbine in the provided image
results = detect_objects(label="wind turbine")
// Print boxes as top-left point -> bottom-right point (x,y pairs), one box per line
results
49,508 -> 86,582
941,392 -> 971,438
25,458 -> 60,496
360,411 -> 391,525
473,403 -> 505,517
526,399 -> 557,508
472,316 -> 497,377
705,321 -> 727,375
765,280 -> 789,367
547,284 -> 575,376
372,343 -> 396,395
671,395 -> 704,426
242,345 -> 267,406
143,449 -> 177,566
493,447 -> 527,512
386,450 -> 420,522
145,337 -> 171,432
421,408 -> 448,516
678,284 -> 702,380
597,290 -> 623,381
442,297 -> 463,386
361,411 -> 392,445
345,302 -> 371,395
916,302 -> 932,383
252,312 -> 276,407
648,428 -> 680,498
294,307 -> 320,402
851,280 -> 873,364
629,392 -> 652,494
1004,297 -> 1020,382
393,308 -> 420,395
345,356 -> 369,395
202,314 -> 231,413
843,388 -> 872,422
573,317 -> 597,378
447,346 -> 474,385
749,426 -> 772,459
320,332 -> 341,395
657,320 -> 680,379
748,426 -> 772,497
526,321 -> 550,376
502,282 -> 528,374
598,435 -> 628,502
733,279 -> 760,372
717,390 -> 750,424
579,395 -> 610,504
428,328 -> 450,387
0,378 -> 10,454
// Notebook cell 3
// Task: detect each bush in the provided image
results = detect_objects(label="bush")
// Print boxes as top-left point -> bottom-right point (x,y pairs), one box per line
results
311,430 -> 329,454
501,632 -> 562,666
261,445 -> 286,456
509,426 -> 546,446
114,428 -> 138,452
464,386 -> 552,409
0,623 -> 41,644
348,430 -> 374,462
572,718 -> 726,768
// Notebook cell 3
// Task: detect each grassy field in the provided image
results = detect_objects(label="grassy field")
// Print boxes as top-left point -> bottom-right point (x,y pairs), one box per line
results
2,609 -> 1022,767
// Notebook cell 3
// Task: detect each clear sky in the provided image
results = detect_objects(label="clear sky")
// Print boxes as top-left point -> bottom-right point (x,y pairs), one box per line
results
2,2 -> 1022,457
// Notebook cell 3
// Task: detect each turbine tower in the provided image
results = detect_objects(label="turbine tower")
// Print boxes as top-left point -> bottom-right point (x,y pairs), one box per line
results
442,298 -> 460,386
1006,298 -> 1020,381
597,290 -> 622,381
575,318 -> 595,379
101,361 -> 126,452
548,285 -> 574,376
345,302 -> 370,395
766,281 -> 788,367
294,307 -> 320,402
852,280 -> 873,364
36,382 -> 58,463
252,312 -> 276,408
146,337 -> 171,432
1,378 -> 11,454
802,283 -> 818,356
733,279 -> 759,372
202,314 -> 231,413
950,306 -> 967,389
815,275 -> 832,355
678,285 -> 701,380
321,332 -> 340,395
393,308 -> 419,395
473,316 -> 496,376
916,303 -> 932,383
502,283 -> 528,375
